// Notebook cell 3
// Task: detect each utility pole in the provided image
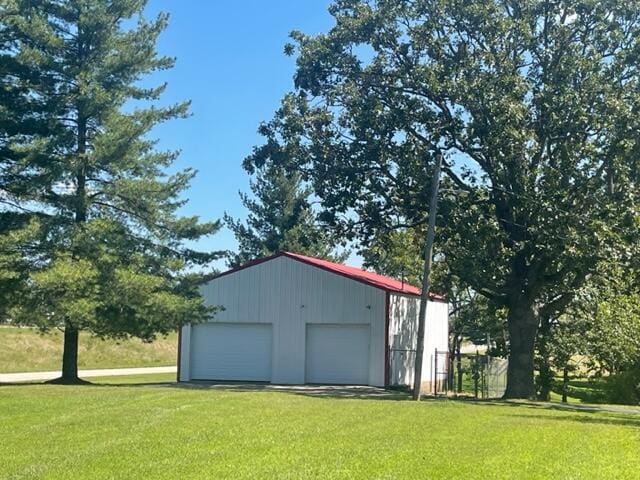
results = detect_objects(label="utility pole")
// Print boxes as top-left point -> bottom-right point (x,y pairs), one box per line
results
412,152 -> 444,401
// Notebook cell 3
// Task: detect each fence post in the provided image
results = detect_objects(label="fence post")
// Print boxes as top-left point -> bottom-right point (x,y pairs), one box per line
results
449,350 -> 454,394
456,342 -> 462,394
481,358 -> 486,399
445,350 -> 449,393
474,350 -> 479,399
434,348 -> 438,395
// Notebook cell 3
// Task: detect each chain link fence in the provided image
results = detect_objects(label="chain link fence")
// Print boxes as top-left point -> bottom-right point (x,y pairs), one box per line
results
389,348 -> 508,398
448,351 -> 508,399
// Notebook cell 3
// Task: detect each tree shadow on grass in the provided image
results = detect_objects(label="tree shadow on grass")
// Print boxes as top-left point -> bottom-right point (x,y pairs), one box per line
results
0,379 -> 173,388
166,381 -> 413,401
456,397 -> 640,414
4,380 -> 640,417
0,379 -> 411,400
505,411 -> 640,428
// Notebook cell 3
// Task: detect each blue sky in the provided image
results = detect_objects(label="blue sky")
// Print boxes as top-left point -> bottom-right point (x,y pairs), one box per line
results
141,1 -> 334,264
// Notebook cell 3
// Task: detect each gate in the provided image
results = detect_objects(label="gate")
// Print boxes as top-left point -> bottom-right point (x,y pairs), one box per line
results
388,348 -> 450,394
485,356 -> 508,398
449,352 -> 508,399
388,348 -> 507,398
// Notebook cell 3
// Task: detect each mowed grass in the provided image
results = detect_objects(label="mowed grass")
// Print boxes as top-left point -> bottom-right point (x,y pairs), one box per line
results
1,380 -> 639,479
0,326 -> 176,373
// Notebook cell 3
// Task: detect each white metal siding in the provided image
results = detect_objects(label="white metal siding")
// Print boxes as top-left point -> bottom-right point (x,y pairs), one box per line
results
178,324 -> 191,381
388,294 -> 449,387
183,256 -> 387,386
190,323 -> 272,381
305,324 -> 370,384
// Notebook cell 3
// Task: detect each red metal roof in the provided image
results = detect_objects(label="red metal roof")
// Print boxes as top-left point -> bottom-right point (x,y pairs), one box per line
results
284,252 -> 425,296
213,251 -> 444,300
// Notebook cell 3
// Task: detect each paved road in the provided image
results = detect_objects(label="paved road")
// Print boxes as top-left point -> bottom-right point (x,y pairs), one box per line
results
0,366 -> 177,383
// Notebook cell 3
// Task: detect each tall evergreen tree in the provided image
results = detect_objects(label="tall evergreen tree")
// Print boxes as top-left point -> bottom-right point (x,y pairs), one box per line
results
0,3 -> 48,316
361,229 -> 424,288
0,220 -> 38,320
225,155 -> 346,266
2,0 -> 221,382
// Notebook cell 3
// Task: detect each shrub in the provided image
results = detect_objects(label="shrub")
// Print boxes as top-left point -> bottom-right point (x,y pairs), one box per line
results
606,368 -> 640,405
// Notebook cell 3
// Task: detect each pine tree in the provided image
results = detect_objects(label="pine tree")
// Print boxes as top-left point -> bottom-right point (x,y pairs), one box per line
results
0,219 -> 38,320
361,229 -> 424,288
2,0 -> 221,382
225,160 -> 346,266
0,3 -> 47,317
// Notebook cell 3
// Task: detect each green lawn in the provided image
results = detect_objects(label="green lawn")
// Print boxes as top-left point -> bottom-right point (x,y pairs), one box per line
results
1,379 -> 638,479
0,326 -> 177,373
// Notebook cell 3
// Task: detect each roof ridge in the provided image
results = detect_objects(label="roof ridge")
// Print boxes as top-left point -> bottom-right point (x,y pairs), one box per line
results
205,251 -> 445,301
281,251 -> 444,300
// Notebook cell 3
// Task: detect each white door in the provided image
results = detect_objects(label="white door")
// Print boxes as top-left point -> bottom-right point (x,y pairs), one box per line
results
305,324 -> 370,385
190,323 -> 272,381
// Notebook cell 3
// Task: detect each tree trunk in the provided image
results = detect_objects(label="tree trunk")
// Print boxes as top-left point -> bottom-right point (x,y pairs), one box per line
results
62,324 -> 79,379
504,302 -> 538,399
561,365 -> 569,403
537,356 -> 552,401
56,69 -> 87,385
50,322 -> 81,384
456,336 -> 463,393
536,317 -> 552,401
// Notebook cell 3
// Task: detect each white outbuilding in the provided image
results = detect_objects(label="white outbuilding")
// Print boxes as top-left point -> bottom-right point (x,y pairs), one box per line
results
178,252 -> 449,388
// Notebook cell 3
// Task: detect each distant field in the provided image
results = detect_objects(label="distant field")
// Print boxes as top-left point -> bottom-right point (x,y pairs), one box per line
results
0,326 -> 177,373
1,379 -> 639,479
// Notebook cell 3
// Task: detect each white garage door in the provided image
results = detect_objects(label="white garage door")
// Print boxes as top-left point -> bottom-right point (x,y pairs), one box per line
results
190,323 -> 272,381
305,324 -> 370,385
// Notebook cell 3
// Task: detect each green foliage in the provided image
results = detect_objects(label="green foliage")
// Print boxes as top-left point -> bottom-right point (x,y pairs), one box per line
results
606,368 -> 640,405
453,295 -> 508,355
226,150 -> 347,266
0,3 -> 50,313
535,269 -> 640,399
540,266 -> 640,376
590,295 -> 640,373
549,375 -> 640,406
362,227 -> 508,356
251,0 -> 640,396
361,229 -> 423,287
535,309 -> 591,400
1,1 -> 221,364
0,220 -> 38,317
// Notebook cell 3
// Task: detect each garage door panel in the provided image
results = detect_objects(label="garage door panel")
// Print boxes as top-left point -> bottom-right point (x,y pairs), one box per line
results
305,324 -> 370,384
190,323 -> 272,381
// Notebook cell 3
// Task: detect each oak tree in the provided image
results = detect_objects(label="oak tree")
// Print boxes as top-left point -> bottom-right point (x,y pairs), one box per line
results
254,0 -> 640,397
